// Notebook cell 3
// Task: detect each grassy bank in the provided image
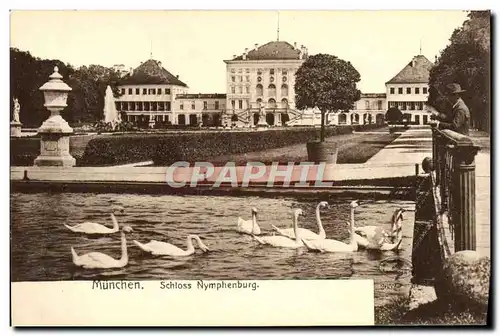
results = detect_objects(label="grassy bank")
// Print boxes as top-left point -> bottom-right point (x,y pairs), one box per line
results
375,297 -> 488,325
207,127 -> 399,166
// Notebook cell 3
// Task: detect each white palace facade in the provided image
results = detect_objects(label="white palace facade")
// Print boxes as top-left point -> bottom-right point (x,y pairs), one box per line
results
114,40 -> 434,127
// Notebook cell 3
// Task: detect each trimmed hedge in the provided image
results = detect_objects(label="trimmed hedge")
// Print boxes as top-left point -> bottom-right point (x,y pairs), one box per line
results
80,126 -> 355,166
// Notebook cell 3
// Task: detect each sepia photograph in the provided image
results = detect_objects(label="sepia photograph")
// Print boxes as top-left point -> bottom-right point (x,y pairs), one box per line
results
9,8 -> 491,326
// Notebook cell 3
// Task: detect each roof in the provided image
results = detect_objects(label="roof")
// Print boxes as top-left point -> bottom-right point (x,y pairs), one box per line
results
118,59 -> 188,87
176,93 -> 227,99
360,93 -> 386,98
386,55 -> 434,84
230,41 -> 306,61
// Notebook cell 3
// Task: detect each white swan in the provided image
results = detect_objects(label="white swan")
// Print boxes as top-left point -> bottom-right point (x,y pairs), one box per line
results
271,201 -> 328,240
354,208 -> 406,250
64,207 -> 124,234
253,209 -> 304,249
133,235 -> 209,257
236,207 -> 261,235
301,201 -> 358,252
71,225 -> 133,269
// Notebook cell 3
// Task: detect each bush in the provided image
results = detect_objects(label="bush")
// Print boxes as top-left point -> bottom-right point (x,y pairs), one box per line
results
10,138 -> 40,166
80,126 -> 355,166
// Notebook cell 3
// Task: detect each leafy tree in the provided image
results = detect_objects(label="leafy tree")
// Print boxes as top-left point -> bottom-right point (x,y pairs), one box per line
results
428,10 -> 490,132
10,47 -> 122,127
385,107 -> 403,124
295,54 -> 361,141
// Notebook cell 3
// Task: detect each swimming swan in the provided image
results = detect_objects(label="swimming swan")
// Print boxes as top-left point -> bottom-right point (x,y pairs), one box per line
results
301,201 -> 358,253
253,209 -> 304,249
133,235 -> 210,257
64,207 -> 124,234
271,201 -> 328,240
71,225 -> 133,269
354,208 -> 406,250
236,207 -> 261,235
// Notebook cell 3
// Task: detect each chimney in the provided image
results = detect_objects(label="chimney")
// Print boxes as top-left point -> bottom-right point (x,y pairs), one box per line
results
233,54 -> 237,59
176,75 -> 179,79
411,58 -> 416,67
158,61 -> 162,67
245,48 -> 249,53
243,53 -> 247,60
434,55 -> 438,63
255,43 -> 259,49
294,42 -> 297,49
299,49 -> 303,60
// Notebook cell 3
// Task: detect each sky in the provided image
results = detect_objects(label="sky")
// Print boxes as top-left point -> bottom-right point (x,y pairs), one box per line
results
10,10 -> 469,94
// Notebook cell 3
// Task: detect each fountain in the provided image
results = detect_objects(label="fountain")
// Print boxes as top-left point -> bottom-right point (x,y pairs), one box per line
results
103,85 -> 120,130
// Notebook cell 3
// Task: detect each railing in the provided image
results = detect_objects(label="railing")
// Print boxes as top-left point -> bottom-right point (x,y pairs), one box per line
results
431,126 -> 480,252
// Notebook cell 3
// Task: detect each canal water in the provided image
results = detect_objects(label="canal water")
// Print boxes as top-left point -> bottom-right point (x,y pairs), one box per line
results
10,192 -> 415,307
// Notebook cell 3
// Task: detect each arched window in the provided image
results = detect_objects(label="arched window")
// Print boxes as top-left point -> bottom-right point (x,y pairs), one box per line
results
268,84 -> 276,96
281,98 -> 288,108
281,84 -> 289,97
256,84 -> 263,96
268,98 -> 277,108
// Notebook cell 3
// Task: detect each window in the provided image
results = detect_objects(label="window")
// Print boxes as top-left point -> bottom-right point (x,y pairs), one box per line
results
231,100 -> 235,110
398,87 -> 403,94
365,100 -> 370,110
215,101 -> 219,110
239,100 -> 243,109
257,76 -> 262,82
231,68 -> 235,73
151,102 -> 157,111
283,70 -> 288,75
238,68 -> 242,73
423,87 -> 428,94
282,76 -> 287,82
268,84 -> 276,96
128,88 -> 132,95
256,84 -> 263,96
417,102 -> 423,110
143,88 -> 147,95
245,68 -> 250,73
281,84 -> 288,97
239,86 -> 243,94
246,76 -> 250,82
406,87 -> 411,94
121,88 -> 125,95
415,87 -> 420,94
157,88 -> 162,95
410,102 -> 415,110
257,69 -> 262,75
239,76 -> 243,82
281,98 -> 288,107
270,69 -> 275,75
401,102 -> 407,110
231,76 -> 235,82
231,86 -> 236,94
158,102 -> 165,111
165,102 -> 171,111
246,86 -> 250,94
180,103 -> 184,110
203,101 -> 208,110
269,76 -> 274,83
390,87 -> 395,94
191,101 -> 195,110
268,98 -> 277,108
136,88 -> 140,95
256,98 -> 263,104
165,89 -> 171,94
378,100 -> 383,110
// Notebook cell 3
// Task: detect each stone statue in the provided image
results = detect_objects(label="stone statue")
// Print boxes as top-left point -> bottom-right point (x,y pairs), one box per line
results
258,102 -> 265,118
13,98 -> 20,123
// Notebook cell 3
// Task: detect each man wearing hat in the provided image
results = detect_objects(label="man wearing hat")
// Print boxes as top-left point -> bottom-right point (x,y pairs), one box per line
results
430,83 -> 470,135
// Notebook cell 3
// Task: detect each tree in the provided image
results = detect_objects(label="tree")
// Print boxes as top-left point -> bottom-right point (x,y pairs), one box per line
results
295,54 -> 361,141
385,107 -> 403,124
428,10 -> 490,132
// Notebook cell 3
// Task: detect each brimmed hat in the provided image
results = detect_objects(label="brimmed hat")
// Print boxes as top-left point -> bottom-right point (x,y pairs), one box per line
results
445,83 -> 466,95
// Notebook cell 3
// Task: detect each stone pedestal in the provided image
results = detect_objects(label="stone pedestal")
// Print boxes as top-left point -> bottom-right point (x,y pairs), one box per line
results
10,121 -> 22,137
34,114 -> 75,167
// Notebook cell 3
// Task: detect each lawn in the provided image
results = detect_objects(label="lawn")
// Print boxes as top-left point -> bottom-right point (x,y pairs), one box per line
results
208,127 -> 400,166
375,297 -> 488,325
